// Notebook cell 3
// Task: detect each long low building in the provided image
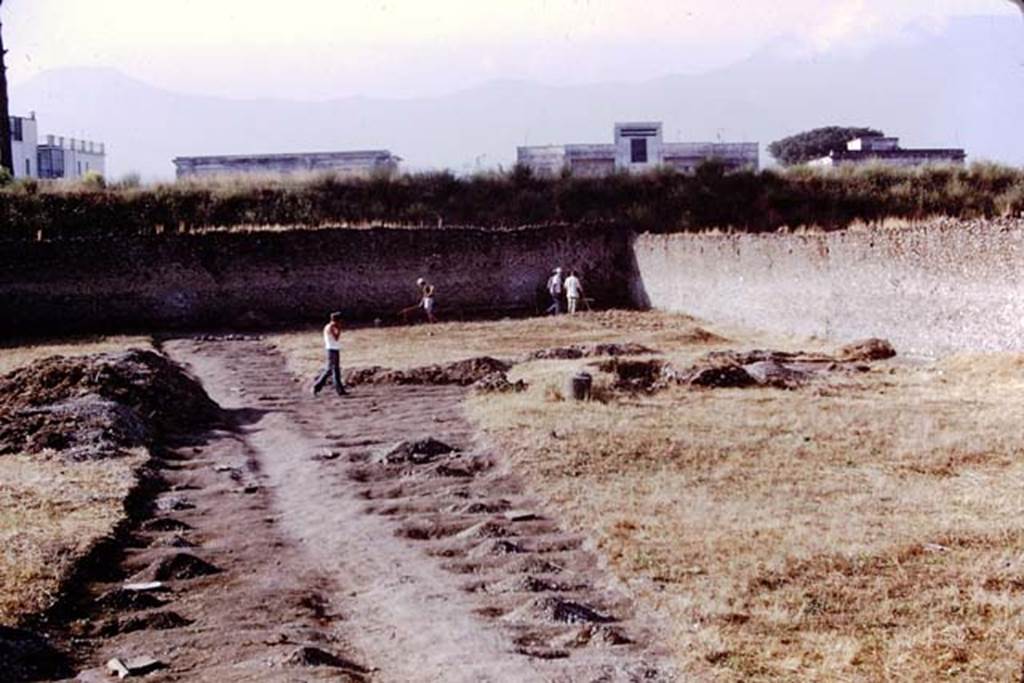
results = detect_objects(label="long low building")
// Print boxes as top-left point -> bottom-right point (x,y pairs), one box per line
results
810,135 -> 966,168
172,150 -> 401,178
517,122 -> 759,176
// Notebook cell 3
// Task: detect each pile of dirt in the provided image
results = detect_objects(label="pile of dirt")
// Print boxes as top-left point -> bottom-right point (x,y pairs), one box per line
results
343,356 -> 512,387
0,350 -> 218,458
522,342 -> 657,362
592,358 -> 679,392
595,339 -> 896,392
472,372 -> 528,394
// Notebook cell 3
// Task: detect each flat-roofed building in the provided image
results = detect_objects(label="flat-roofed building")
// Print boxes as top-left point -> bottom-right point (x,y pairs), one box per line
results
172,150 -> 401,178
9,113 -> 39,179
37,135 -> 106,179
517,122 -> 759,176
810,135 -> 966,168
7,113 -> 106,180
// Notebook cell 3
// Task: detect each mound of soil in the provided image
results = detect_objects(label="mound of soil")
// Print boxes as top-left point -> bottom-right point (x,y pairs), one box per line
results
592,358 -> 677,392
837,338 -> 897,362
523,342 -> 657,362
0,350 -> 218,458
131,552 -> 221,582
472,372 -> 527,394
596,340 -> 897,393
344,356 -> 512,387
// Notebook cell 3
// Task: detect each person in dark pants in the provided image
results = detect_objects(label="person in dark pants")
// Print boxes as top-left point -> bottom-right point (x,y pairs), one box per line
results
545,267 -> 564,315
312,311 -> 347,396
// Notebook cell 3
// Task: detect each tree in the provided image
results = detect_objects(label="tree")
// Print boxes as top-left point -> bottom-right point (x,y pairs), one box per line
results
0,0 -> 12,178
768,126 -> 884,166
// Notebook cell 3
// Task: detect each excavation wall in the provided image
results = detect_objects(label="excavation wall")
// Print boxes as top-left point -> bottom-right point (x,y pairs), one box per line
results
630,219 -> 1024,355
1,225 -> 631,336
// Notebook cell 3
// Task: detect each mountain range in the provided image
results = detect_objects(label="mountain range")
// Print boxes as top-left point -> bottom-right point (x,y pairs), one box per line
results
9,14 -> 1023,180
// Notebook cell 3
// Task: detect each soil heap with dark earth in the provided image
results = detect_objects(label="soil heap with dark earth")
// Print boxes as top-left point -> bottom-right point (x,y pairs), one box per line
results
0,350 -> 218,459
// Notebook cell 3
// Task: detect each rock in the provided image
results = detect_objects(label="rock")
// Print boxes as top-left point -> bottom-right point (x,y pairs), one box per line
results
121,581 -> 165,592
106,656 -> 165,678
130,552 -> 220,582
155,495 -> 195,512
837,338 -> 896,362
374,438 -> 455,465
283,646 -> 368,672
504,509 -> 541,522
547,598 -> 616,624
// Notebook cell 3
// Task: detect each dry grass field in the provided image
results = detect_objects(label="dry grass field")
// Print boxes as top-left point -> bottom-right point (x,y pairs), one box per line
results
273,311 -> 1024,681
0,450 -> 146,625
0,336 -> 152,627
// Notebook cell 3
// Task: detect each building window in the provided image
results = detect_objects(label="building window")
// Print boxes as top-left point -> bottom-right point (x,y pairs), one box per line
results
10,117 -> 23,142
38,149 -> 66,179
25,159 -> 30,177
78,161 -> 82,176
630,138 -> 648,164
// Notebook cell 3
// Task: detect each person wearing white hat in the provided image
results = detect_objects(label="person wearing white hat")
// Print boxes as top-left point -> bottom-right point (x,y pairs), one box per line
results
417,277 -> 437,323
546,267 -> 564,315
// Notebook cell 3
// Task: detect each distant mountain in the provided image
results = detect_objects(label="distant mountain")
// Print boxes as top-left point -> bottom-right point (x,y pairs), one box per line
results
10,15 -> 1023,180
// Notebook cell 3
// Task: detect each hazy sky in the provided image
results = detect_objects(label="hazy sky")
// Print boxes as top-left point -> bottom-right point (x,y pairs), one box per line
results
4,1 -> 1017,100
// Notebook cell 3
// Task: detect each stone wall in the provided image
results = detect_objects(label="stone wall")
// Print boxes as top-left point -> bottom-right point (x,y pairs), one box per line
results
1,225 -> 631,337
630,219 -> 1024,355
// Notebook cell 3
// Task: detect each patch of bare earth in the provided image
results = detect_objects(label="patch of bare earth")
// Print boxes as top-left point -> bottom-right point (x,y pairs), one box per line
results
271,309 -> 1024,680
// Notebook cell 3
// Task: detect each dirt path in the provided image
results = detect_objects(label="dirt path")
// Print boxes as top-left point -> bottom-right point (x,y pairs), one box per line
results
66,337 -> 672,681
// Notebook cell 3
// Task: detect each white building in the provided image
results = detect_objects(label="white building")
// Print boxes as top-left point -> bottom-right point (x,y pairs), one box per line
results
37,135 -> 106,179
7,113 -> 107,179
517,122 -> 759,176
9,113 -> 39,179
173,150 -> 401,178
810,135 -> 966,168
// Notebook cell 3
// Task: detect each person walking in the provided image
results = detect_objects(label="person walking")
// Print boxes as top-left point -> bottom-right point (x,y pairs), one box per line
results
564,269 -> 584,314
546,267 -> 564,315
312,311 -> 347,396
416,277 -> 437,324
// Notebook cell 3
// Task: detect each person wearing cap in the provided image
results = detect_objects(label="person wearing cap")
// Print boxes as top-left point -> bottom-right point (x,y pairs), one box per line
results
312,311 -> 347,396
416,277 -> 437,323
546,267 -> 564,315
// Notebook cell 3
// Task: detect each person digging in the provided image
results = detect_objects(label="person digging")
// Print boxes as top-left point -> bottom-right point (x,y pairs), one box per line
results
312,311 -> 348,396
399,277 -> 437,324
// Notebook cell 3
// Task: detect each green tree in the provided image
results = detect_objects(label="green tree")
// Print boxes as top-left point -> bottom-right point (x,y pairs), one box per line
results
768,126 -> 884,166
0,0 -> 12,177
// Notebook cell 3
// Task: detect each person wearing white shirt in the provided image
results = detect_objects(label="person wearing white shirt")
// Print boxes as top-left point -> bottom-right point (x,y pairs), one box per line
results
312,311 -> 347,396
564,270 -> 584,314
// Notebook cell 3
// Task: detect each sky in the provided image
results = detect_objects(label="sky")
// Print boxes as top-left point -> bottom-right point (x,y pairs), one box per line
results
3,0 -> 1018,101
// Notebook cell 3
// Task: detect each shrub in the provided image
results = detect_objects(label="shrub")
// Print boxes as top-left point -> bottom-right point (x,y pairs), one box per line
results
1,164 -> 1023,241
